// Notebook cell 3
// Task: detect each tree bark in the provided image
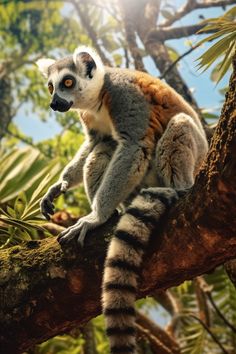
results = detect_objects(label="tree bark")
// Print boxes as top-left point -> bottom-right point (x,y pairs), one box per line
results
0,72 -> 13,142
0,55 -> 236,354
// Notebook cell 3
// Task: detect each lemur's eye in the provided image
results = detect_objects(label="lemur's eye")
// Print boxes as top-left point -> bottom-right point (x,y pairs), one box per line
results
64,78 -> 73,88
48,83 -> 53,95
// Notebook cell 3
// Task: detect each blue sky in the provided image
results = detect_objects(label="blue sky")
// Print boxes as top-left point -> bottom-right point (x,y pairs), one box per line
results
14,2 -> 230,142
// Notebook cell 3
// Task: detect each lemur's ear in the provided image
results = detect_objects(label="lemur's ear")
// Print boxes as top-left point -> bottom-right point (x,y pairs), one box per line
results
73,46 -> 103,79
36,58 -> 56,78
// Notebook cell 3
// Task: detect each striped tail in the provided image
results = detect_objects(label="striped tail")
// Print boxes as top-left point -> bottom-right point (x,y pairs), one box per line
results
102,187 -> 181,354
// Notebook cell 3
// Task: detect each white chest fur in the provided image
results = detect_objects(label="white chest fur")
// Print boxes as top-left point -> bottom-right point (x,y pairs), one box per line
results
81,106 -> 118,139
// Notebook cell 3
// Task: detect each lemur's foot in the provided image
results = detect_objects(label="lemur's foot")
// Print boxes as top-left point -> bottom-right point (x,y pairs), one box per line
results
57,212 -> 102,247
40,181 -> 68,220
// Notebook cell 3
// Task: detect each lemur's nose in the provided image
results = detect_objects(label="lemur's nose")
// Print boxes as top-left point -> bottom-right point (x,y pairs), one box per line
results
50,93 -> 73,112
50,101 -> 57,110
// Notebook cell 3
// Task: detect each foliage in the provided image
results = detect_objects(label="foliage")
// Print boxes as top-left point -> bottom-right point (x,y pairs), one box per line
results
167,269 -> 236,354
36,332 -> 85,354
1,1 -> 236,353
197,6 -> 236,83
0,147 -> 62,248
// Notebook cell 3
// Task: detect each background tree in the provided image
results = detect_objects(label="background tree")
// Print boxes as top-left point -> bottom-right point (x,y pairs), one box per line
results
0,1 -> 236,353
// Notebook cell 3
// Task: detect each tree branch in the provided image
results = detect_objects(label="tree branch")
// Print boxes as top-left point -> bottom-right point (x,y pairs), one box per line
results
136,311 -> 180,354
70,0 -> 112,66
1,53 -> 236,354
119,0 -> 147,71
129,0 -> 202,117
147,24 -> 208,42
159,44 -> 199,80
160,0 -> 236,27
199,276 -> 236,333
188,314 -> 229,354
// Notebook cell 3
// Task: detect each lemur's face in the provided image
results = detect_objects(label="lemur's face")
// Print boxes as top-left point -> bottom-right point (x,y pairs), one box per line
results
36,47 -> 105,112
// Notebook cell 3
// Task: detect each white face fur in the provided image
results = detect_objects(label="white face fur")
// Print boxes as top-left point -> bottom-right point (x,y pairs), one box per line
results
36,46 -> 105,112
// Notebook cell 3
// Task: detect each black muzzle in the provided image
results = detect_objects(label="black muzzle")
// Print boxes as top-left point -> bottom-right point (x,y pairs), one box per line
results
50,93 -> 73,112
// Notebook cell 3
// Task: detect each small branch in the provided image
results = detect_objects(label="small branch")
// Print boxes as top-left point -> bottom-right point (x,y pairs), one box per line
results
136,323 -> 172,354
4,129 -> 51,158
42,222 -> 65,236
207,291 -> 236,334
194,277 -> 211,327
189,314 -> 230,354
136,311 -> 181,354
81,321 -> 98,354
225,259 -> 236,288
160,45 -> 199,79
152,290 -> 181,316
124,47 -> 130,68
197,274 -> 236,333
152,289 -> 182,336
160,0 -> 197,27
70,0 -> 112,66
160,0 -> 236,27
5,130 -> 35,148
119,0 -> 146,71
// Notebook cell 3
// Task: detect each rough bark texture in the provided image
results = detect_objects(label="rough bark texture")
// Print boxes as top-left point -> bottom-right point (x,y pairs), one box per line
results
0,55 -> 236,353
0,72 -> 12,142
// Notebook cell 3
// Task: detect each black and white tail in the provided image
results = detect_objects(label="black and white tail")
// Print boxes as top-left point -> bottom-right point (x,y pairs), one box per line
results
102,187 -> 182,354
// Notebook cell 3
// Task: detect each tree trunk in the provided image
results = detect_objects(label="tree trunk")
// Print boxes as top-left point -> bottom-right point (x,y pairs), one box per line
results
0,73 -> 12,142
0,55 -> 236,354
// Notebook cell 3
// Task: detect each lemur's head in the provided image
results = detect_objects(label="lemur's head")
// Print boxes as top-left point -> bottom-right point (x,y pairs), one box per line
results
36,46 -> 105,112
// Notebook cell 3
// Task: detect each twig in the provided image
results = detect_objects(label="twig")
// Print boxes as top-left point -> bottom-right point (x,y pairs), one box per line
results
207,291 -> 236,334
136,323 -> 173,354
152,289 -> 181,316
119,0 -> 146,71
5,129 -> 50,158
136,311 -> 180,354
197,275 -> 236,334
70,0 -> 112,66
194,277 -> 211,327
160,44 -> 199,79
190,314 -> 229,354
81,321 -> 98,354
124,47 -> 130,68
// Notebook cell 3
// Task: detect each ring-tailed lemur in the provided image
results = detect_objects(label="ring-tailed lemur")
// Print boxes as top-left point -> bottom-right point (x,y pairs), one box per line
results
37,46 -> 208,354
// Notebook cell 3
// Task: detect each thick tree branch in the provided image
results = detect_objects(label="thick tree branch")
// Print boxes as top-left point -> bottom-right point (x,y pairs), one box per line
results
1,53 -> 236,354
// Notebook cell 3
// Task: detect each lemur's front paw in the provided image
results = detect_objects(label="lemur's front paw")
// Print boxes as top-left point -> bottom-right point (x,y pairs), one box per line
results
40,181 -> 68,220
40,195 -> 55,220
57,212 -> 102,247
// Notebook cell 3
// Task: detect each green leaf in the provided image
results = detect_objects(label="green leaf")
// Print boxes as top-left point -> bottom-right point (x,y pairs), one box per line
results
196,6 -> 236,81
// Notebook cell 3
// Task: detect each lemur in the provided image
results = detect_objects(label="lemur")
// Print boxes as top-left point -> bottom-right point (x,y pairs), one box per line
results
37,46 -> 208,354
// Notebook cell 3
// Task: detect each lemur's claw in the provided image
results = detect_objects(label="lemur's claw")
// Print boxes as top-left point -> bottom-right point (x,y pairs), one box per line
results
77,228 -> 87,248
57,225 -> 78,245
57,212 -> 102,247
40,181 -> 68,220
40,198 -> 55,220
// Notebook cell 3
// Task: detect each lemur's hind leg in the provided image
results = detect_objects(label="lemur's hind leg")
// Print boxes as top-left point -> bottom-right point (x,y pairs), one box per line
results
83,137 -> 117,204
156,113 -> 207,190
